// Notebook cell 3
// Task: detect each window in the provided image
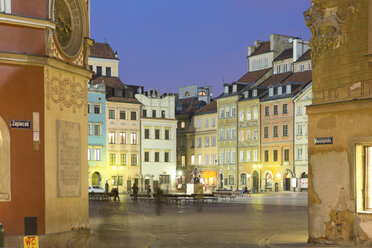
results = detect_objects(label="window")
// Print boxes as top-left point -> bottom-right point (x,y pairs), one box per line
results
109,110 -> 115,119
109,154 -> 116,165
297,148 -> 303,160
246,130 -> 251,140
164,152 -> 169,162
241,173 -> 247,185
181,156 -> 185,167
297,106 -> 303,115
286,85 -> 291,94
197,138 -> 202,148
130,154 -> 137,166
143,109 -> 147,117
160,175 -> 170,184
284,149 -> 290,162
165,130 -> 169,140
264,150 -> 269,162
269,88 -> 274,96
191,139 -> 195,148
276,65 -> 280,74
181,122 -> 185,128
239,111 -> 244,121
155,129 -> 160,139
161,110 -> 165,118
264,58 -> 268,68
144,152 -> 149,162
211,118 -> 216,127
274,105 -> 278,115
239,131 -> 244,141
265,106 -> 269,116
212,154 -> 216,165
253,109 -> 258,120
231,151 -> 236,164
88,148 -> 92,161
94,148 -> 101,161
205,119 -> 209,127
219,152 -> 224,164
94,105 -> 100,114
145,129 -> 150,139
120,110 -> 126,120
283,125 -> 289,136
273,126 -> 278,137
361,147 -> 372,210
240,151 -> 244,162
247,150 -> 251,162
308,63 -> 312,70
253,130 -> 258,140
88,104 -> 91,114
253,90 -> 257,97
131,111 -> 137,120
226,152 -> 230,164
130,133 -> 137,144
300,64 -> 305,72
273,150 -> 278,162
252,60 -> 257,71
119,132 -> 126,144
211,136 -> 216,146
112,176 -> 123,186
155,152 -> 160,162
94,124 -> 101,136
109,132 -> 116,144
199,91 -> 206,96
205,154 -> 209,165
225,129 -> 230,140
120,154 -> 126,166
229,175 -> 234,185
191,155 -> 195,164
278,87 -> 282,95
97,66 -> 102,76
231,128 -> 236,140
197,119 -> 201,128
290,63 -> 294,71
89,65 -> 93,71
152,110 -> 156,118
231,107 -> 236,117
198,155 -> 202,165
297,124 -> 303,135
219,129 -> 224,140
225,108 -> 230,118
220,109 -> 224,118
246,110 -> 251,120
283,104 -> 288,114
283,64 -> 288,72
264,127 -> 269,138
205,137 -> 209,147
253,150 -> 258,162
106,67 -> 111,77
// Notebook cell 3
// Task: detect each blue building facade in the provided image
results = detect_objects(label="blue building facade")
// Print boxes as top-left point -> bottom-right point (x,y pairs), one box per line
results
88,82 -> 107,187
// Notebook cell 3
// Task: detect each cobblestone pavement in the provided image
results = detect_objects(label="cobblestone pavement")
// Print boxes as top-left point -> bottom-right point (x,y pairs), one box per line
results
88,192 -> 336,248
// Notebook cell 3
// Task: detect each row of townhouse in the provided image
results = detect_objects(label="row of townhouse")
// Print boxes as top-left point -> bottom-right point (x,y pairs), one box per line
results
87,42 -> 177,193
176,34 -> 312,193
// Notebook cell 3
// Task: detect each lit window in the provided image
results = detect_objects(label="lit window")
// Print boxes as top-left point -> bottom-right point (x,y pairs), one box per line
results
181,122 -> 185,128
94,148 -> 101,161
130,133 -> 137,144
108,132 -> 116,144
199,91 -> 206,96
119,132 -> 126,144
88,148 -> 92,161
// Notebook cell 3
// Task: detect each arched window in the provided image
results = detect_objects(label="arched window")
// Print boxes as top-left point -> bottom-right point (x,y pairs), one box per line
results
184,91 -> 190,97
198,91 -> 206,96
0,115 -> 11,201
240,173 -> 247,185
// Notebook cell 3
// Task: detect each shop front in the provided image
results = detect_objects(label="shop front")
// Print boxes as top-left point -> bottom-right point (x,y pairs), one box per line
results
200,170 -> 217,192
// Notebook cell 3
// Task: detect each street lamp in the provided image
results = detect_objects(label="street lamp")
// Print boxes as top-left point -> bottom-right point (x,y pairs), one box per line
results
258,164 -> 262,192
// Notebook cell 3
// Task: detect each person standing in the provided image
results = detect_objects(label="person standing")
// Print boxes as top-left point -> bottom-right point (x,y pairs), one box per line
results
132,183 -> 139,202
105,180 -> 109,194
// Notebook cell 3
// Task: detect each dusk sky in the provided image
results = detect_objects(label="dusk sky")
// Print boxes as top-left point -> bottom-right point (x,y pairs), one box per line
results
90,0 -> 312,97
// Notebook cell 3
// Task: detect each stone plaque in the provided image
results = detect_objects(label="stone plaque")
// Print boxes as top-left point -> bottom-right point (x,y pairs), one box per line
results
57,120 -> 81,197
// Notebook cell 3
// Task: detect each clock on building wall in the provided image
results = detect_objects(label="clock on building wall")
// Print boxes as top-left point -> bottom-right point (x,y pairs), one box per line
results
54,0 -> 84,58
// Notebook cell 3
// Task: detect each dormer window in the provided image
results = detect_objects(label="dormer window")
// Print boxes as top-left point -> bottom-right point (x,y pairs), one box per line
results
300,64 -> 305,72
278,87 -> 282,95
286,85 -> 291,94
233,85 -> 237,93
269,88 -> 274,97
253,90 -> 257,97
244,91 -> 249,98
224,86 -> 229,94
276,65 -> 281,74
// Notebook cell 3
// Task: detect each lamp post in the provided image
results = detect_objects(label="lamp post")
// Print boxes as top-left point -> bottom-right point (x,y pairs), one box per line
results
258,164 -> 262,192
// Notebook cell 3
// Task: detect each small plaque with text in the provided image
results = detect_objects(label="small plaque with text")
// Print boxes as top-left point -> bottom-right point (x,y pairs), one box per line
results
314,137 -> 333,145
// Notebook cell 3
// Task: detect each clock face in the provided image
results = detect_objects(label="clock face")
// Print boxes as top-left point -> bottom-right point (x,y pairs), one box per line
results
54,0 -> 84,58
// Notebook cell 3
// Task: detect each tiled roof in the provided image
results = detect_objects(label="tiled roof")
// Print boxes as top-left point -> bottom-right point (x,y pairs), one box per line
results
195,100 -> 217,115
259,72 -> 292,87
296,49 -> 311,62
274,48 -> 293,62
107,97 -> 141,104
237,68 -> 271,83
90,42 -> 118,59
250,41 -> 270,56
176,97 -> 207,115
283,71 -> 312,95
91,75 -> 125,88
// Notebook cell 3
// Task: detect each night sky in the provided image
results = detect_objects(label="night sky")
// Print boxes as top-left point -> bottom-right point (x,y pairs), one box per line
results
90,0 -> 312,97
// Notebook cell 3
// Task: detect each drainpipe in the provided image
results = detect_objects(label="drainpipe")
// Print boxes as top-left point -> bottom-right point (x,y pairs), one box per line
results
236,101 -> 239,191
140,104 -> 143,192
292,99 -> 296,192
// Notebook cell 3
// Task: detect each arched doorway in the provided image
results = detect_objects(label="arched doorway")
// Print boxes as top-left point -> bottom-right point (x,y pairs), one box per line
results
283,170 -> 293,191
300,172 -> 308,191
252,171 -> 259,193
92,172 -> 100,186
0,115 -> 11,201
264,172 -> 273,190
219,174 -> 224,189
240,173 -> 247,186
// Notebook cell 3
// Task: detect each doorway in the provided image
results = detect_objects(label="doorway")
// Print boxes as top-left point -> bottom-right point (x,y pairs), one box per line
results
92,172 -> 100,186
253,171 -> 259,193
219,174 -> 223,189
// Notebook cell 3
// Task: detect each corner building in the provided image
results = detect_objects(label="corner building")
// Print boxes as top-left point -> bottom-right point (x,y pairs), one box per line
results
305,0 -> 372,245
0,0 -> 92,245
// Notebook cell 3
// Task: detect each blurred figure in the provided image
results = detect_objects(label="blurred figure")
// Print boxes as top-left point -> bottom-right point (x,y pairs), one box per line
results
146,185 -> 152,196
111,188 -> 119,201
195,183 -> 203,212
105,180 -> 109,194
155,184 -> 163,215
132,183 -> 139,202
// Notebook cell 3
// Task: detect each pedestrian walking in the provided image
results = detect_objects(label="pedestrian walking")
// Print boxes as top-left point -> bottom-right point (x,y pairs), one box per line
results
146,185 -> 151,196
132,183 -> 139,202
105,180 -> 109,194
111,188 -> 119,201
154,185 -> 163,215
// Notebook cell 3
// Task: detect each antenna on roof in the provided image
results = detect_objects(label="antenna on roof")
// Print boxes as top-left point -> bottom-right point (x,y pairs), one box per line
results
104,38 -> 107,43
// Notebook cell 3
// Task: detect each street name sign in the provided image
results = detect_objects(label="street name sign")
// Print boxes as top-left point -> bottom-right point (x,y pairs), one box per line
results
314,137 -> 333,145
10,120 -> 31,129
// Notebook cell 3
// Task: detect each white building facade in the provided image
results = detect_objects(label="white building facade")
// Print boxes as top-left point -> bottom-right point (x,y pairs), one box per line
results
136,91 -> 177,192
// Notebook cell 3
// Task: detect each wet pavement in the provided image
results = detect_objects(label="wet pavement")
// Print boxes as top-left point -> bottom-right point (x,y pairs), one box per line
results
88,192 -> 333,248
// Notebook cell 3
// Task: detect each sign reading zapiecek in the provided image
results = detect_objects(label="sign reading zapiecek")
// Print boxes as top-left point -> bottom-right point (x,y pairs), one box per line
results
10,120 -> 31,129
314,137 -> 333,145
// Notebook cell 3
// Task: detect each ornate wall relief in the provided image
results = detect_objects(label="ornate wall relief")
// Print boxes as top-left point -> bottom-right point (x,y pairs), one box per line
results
46,69 -> 87,115
304,4 -> 356,66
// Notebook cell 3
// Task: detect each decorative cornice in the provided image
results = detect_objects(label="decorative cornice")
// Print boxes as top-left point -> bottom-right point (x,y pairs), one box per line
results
0,13 -> 55,29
